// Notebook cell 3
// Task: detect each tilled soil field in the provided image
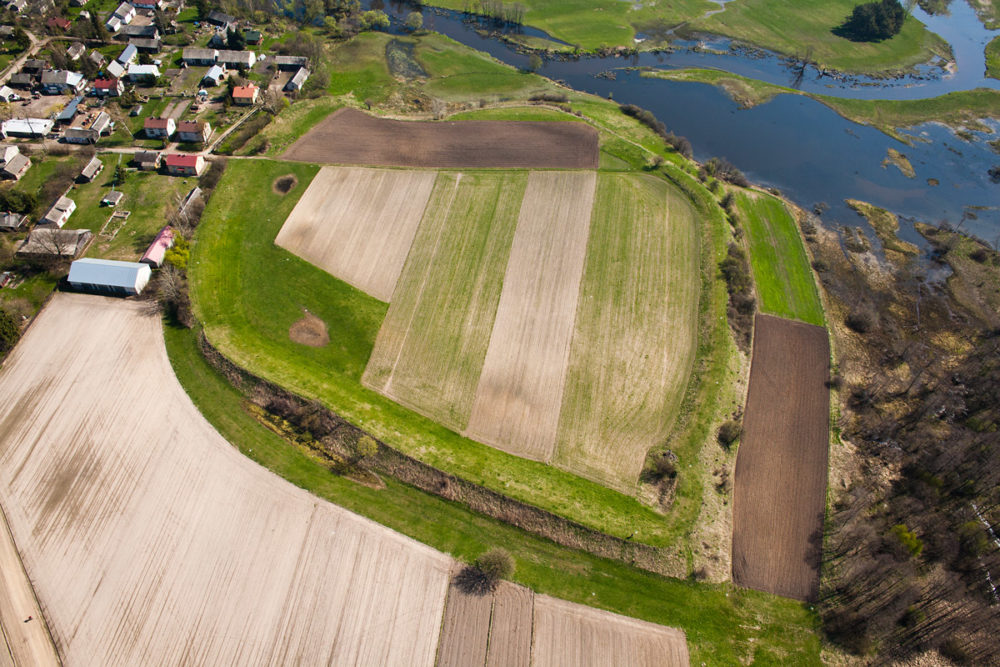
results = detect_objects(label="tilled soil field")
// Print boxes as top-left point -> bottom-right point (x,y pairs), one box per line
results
434,580 -> 688,667
282,108 -> 599,168
732,314 -> 830,601
0,294 -> 452,664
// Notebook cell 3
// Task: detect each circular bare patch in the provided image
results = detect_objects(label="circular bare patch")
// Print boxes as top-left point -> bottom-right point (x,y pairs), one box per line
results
273,174 -> 299,195
289,310 -> 329,347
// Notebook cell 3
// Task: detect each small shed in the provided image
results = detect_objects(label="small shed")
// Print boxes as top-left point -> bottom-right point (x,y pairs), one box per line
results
79,156 -> 104,182
41,196 -> 76,227
285,67 -> 309,92
102,190 -> 124,206
66,42 -> 86,61
56,96 -> 83,124
0,212 -> 28,230
106,60 -> 126,79
117,43 -> 138,65
68,258 -> 151,295
202,64 -> 226,86
140,226 -> 174,267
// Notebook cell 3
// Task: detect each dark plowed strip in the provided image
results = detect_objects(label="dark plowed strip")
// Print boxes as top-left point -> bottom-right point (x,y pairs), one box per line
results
732,314 -> 830,601
282,108 -> 599,168
486,582 -> 533,667
436,578 -> 493,667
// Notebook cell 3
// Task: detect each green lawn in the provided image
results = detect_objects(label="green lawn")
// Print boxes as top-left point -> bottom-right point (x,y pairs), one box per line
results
188,158 -> 687,548
553,173 -> 699,489
163,319 -> 824,666
363,170 -> 527,432
986,36 -> 1000,79
735,192 -> 825,326
426,0 -> 714,50
694,0 -> 952,73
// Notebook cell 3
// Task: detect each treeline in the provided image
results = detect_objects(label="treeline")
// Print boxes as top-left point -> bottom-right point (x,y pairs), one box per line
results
461,0 -> 526,27
812,224 -> 1000,664
618,104 -> 693,158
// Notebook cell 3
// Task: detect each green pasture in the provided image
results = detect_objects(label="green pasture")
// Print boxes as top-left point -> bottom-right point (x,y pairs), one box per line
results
735,192 -> 824,326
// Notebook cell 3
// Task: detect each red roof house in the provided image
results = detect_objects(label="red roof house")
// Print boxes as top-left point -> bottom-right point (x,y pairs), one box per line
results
143,116 -> 175,138
93,78 -> 124,96
164,153 -> 205,176
231,84 -> 258,106
47,16 -> 71,31
140,225 -> 174,267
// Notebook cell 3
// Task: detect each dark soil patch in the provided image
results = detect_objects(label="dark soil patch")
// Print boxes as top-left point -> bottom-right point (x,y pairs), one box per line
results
288,310 -> 328,347
273,174 -> 298,195
731,314 -> 830,602
282,107 -> 599,169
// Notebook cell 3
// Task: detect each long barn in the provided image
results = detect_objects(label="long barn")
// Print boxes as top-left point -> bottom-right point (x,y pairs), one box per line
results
67,258 -> 151,296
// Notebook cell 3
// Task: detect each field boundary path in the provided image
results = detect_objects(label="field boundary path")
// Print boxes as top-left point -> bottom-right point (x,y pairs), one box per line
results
0,504 -> 59,667
732,314 -> 830,601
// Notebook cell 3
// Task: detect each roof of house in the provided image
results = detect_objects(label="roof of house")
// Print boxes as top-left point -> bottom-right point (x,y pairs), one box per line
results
106,15 -> 121,30
64,127 -> 98,139
112,1 -> 134,17
117,44 -> 138,63
140,226 -> 174,265
165,153 -> 201,168
127,64 -> 160,77
46,16 -> 71,30
66,42 -> 86,58
49,196 -> 75,213
207,10 -> 235,24
203,64 -> 225,81
244,29 -> 262,42
121,24 -> 157,37
288,67 -> 310,87
129,38 -> 160,49
56,96 -> 83,121
1,153 -> 29,176
10,73 -> 33,85
68,257 -> 150,288
81,156 -> 103,178
102,190 -> 124,205
133,150 -> 159,162
17,228 -> 91,257
106,60 -> 126,78
176,120 -> 206,131
94,77 -> 120,89
183,47 -> 217,60
274,55 -> 307,66
90,112 -> 112,132
41,70 -> 84,86
0,212 -> 27,229
22,59 -> 47,70
0,146 -> 19,164
144,117 -> 173,129
89,50 -> 107,65
2,118 -> 54,135
216,49 -> 254,64
232,84 -> 257,99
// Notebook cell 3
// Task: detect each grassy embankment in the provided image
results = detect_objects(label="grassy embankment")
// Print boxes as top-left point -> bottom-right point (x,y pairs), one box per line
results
164,320 -> 823,667
734,192 -> 825,327
987,36 -> 1000,79
644,67 -> 1000,140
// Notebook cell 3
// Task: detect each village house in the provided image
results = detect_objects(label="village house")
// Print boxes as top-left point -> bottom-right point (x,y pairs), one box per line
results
40,196 -> 76,227
68,258 -> 151,295
143,116 -> 175,138
126,63 -> 160,83
164,153 -> 205,176
64,126 -> 98,144
88,50 -> 107,68
90,111 -> 113,136
78,156 -> 104,183
0,146 -> 30,181
129,37 -> 161,53
66,42 -> 86,61
232,84 -> 258,106
101,190 -> 124,206
182,48 -> 218,66
8,73 -> 33,89
285,67 -> 310,92
132,150 -> 160,170
175,120 -> 210,144
117,43 -> 138,65
113,1 -> 136,24
273,55 -> 308,71
140,226 -> 174,267
105,15 -> 122,32
46,16 -> 71,31
41,70 -> 86,95
120,24 -> 158,39
55,96 -> 83,124
206,10 -> 236,29
243,29 -> 262,45
202,64 -> 226,86
216,50 -> 256,69
105,60 -> 126,79
0,212 -> 28,231
2,118 -> 54,138
21,59 -> 47,75
93,78 -> 124,97
17,228 -> 92,259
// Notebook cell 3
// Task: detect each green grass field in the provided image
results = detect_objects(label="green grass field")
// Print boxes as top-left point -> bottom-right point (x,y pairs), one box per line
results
986,35 -> 1000,79
189,158 -> 688,548
363,170 -> 527,431
164,319 -> 823,666
694,0 -> 951,73
735,192 -> 824,326
553,173 -> 699,488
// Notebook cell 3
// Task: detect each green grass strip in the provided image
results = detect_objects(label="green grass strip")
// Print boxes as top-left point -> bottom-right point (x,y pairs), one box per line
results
736,192 -> 825,326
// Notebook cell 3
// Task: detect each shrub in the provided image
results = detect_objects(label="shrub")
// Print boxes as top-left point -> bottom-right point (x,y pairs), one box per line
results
619,103 -> 693,158
528,92 -> 568,103
354,435 -> 378,463
841,0 -> 905,41
889,523 -> 923,559
0,308 -> 20,358
846,309 -> 874,334
717,420 -> 741,447
456,548 -> 515,594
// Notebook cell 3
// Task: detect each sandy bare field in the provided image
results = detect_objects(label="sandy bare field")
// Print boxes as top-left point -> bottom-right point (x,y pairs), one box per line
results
732,314 -> 830,601
274,166 -> 436,301
435,579 -> 688,667
363,171 -> 526,432
465,171 -> 597,461
552,173 -> 699,490
0,506 -> 58,667
0,294 -> 452,664
283,108 -> 599,169
532,594 -> 689,667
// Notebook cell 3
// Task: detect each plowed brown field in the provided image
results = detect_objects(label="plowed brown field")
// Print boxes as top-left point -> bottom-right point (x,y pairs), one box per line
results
274,167 -> 436,301
732,314 -> 830,601
282,108 -> 599,168
0,294 -> 452,664
434,581 -> 688,667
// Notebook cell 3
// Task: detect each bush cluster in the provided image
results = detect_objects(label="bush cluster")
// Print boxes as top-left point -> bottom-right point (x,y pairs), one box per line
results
842,0 -> 905,41
618,104 -> 693,158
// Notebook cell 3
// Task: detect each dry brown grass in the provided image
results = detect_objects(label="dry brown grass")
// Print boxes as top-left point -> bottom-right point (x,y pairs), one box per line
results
288,309 -> 329,347
465,171 -> 597,462
0,294 -> 453,664
275,167 -> 436,301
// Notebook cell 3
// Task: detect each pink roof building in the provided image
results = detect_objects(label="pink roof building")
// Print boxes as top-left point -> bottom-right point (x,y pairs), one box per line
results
140,225 -> 174,267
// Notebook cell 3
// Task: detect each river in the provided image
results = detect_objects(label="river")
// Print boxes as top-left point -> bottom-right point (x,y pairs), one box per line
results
373,1 -> 1000,246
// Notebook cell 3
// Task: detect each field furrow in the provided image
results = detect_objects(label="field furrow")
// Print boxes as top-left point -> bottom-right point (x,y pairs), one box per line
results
274,166 -> 436,302
435,576 -> 493,667
0,294 -> 452,665
465,171 -> 597,462
552,173 -> 699,489
363,171 -> 527,431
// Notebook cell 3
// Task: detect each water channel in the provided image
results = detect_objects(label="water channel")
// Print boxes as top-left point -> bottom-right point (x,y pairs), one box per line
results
372,1 -> 1000,245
